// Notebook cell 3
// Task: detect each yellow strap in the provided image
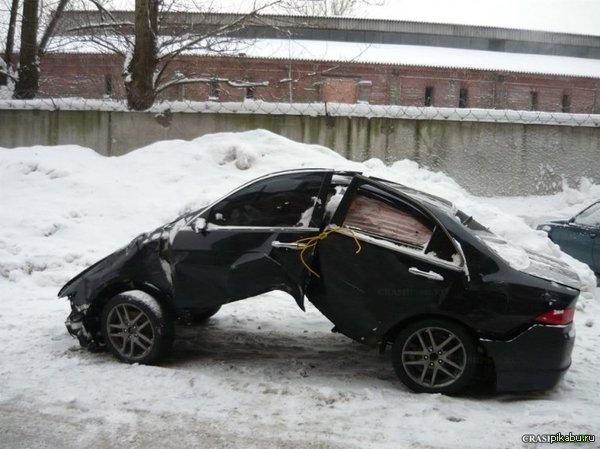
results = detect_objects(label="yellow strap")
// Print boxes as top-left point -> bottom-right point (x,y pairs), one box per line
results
293,226 -> 362,278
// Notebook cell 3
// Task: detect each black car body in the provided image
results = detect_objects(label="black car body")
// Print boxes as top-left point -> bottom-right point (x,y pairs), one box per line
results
538,200 -> 600,274
59,169 -> 580,394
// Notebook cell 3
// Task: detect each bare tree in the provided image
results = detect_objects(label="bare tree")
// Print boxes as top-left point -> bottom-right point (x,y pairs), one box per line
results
47,0 -> 382,108
13,0 -> 70,98
276,0 -> 385,16
13,0 -> 38,98
65,0 -> 278,110
126,0 -> 159,110
0,0 -> 20,85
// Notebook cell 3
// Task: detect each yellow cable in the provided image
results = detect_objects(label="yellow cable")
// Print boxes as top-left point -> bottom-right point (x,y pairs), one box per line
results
293,226 -> 362,278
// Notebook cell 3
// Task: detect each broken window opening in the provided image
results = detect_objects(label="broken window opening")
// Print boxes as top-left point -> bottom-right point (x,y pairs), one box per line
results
424,86 -> 434,107
530,91 -> 538,111
210,173 -> 327,228
459,88 -> 468,108
344,192 -> 433,249
104,74 -> 112,97
208,81 -> 220,100
562,94 -> 571,113
245,86 -> 255,99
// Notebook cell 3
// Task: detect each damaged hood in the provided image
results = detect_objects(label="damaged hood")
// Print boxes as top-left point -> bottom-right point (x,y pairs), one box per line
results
58,215 -> 189,301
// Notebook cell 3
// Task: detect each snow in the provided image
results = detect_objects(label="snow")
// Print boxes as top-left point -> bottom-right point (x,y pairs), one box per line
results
224,39 -> 600,79
125,290 -> 165,319
1,129 -> 599,448
47,36 -> 600,79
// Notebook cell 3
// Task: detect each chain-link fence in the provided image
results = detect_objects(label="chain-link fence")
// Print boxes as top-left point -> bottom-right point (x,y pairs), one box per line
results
1,97 -> 599,127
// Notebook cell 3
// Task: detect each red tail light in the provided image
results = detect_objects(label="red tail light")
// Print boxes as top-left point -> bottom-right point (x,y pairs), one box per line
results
535,308 -> 575,325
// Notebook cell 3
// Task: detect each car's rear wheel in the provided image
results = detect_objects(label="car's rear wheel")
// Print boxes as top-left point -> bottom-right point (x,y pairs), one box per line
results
101,291 -> 174,364
392,318 -> 478,394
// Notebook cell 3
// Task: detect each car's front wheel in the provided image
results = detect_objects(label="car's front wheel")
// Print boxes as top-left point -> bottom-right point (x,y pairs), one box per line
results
101,291 -> 174,364
392,318 -> 478,394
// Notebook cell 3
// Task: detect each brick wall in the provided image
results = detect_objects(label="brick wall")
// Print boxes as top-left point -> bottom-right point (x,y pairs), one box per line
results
38,53 -> 600,113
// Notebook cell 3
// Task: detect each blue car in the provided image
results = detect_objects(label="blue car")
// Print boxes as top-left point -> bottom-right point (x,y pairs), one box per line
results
538,201 -> 600,274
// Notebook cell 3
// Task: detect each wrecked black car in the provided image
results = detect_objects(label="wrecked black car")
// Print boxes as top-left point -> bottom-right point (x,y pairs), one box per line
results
59,169 -> 580,394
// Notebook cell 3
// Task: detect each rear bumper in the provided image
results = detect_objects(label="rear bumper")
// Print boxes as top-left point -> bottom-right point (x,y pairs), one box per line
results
480,323 -> 575,393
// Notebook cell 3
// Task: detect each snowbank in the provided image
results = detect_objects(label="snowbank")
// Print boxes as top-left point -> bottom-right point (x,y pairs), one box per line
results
1,129 -> 596,293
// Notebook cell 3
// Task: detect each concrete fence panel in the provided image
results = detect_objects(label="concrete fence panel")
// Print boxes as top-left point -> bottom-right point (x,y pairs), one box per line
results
1,107 -> 598,196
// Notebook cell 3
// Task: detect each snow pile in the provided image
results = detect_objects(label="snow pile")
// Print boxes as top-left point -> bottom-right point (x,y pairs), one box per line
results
487,177 -> 600,227
0,84 -> 12,100
1,129 -> 599,449
1,129 -> 596,293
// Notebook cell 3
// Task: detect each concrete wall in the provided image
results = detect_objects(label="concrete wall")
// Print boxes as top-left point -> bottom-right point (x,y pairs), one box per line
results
1,108 -> 599,196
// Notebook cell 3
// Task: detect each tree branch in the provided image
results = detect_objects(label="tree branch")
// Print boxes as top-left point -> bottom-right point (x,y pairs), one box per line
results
38,0 -> 70,56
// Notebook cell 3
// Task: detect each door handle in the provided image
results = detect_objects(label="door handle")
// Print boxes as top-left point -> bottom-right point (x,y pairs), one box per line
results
272,241 -> 306,250
408,267 -> 444,281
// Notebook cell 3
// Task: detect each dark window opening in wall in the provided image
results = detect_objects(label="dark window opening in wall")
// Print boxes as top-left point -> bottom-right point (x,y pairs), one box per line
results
562,94 -> 571,113
530,91 -> 538,111
458,88 -> 468,108
104,74 -> 112,97
424,86 -> 433,106
245,86 -> 255,99
208,81 -> 220,100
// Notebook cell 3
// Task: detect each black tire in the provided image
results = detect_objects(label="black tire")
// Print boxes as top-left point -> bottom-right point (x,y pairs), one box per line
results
392,318 -> 478,395
101,291 -> 174,364
189,306 -> 221,324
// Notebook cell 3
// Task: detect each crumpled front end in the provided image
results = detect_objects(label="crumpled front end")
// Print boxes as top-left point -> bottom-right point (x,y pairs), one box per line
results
59,228 -> 176,349
65,304 -> 99,350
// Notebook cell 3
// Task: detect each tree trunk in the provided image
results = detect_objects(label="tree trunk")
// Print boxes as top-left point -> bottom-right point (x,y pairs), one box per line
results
14,0 -> 39,99
1,0 -> 20,86
125,0 -> 158,110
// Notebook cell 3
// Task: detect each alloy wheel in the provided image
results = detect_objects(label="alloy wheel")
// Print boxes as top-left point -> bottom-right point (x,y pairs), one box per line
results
401,326 -> 467,388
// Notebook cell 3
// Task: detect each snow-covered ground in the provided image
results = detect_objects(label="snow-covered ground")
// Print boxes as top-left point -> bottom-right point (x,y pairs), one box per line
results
1,130 -> 598,448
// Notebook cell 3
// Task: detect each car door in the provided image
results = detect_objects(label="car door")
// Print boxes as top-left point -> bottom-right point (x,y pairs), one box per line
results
170,170 -> 332,310
306,176 -> 467,346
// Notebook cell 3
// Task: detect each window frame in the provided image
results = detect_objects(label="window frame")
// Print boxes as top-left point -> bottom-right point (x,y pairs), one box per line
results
573,202 -> 600,227
331,178 -> 466,271
204,171 -> 331,230
343,188 -> 435,251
